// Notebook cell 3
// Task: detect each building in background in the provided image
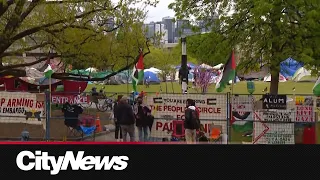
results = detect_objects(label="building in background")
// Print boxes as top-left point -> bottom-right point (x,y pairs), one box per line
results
162,17 -> 175,43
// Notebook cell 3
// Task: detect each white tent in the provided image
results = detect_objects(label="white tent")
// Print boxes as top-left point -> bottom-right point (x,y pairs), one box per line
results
292,67 -> 317,82
146,67 -> 162,74
198,63 -> 213,69
213,63 -> 224,70
86,67 -> 98,72
263,73 -> 287,82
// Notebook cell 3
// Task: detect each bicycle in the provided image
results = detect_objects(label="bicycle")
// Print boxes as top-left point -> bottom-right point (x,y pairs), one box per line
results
91,87 -> 117,112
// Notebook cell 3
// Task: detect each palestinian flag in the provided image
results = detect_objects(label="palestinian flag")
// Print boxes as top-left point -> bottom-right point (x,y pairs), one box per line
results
216,51 -> 236,92
313,77 -> 320,96
44,64 -> 53,78
131,52 -> 144,92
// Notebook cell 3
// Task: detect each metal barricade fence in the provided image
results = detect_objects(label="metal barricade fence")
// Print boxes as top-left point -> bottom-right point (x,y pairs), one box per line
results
230,94 -> 318,144
1,89 -> 318,143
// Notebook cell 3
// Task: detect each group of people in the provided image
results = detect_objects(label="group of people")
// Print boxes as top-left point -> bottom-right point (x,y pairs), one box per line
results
113,95 -> 154,142
112,94 -> 204,143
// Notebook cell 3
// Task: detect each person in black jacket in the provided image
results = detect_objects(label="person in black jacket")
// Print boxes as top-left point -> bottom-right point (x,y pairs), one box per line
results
113,95 -> 123,142
134,96 -> 151,142
184,99 -> 200,144
115,96 -> 135,142
62,102 -> 83,130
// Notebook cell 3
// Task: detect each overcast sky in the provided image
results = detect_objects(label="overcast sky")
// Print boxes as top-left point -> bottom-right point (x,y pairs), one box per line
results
144,0 -> 175,23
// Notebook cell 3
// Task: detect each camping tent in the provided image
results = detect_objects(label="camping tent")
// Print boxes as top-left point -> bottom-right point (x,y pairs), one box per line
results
147,67 -> 162,74
292,67 -> 317,82
144,71 -> 160,84
238,65 -> 269,80
280,57 -> 303,78
175,62 -> 197,69
263,73 -> 287,82
212,63 -> 224,70
198,63 -> 213,69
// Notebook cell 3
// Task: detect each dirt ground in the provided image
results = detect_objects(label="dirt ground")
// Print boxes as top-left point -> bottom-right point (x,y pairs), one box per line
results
0,108 -> 113,140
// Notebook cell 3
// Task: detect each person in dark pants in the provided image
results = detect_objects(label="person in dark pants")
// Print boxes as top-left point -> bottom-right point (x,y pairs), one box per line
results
134,96 -> 151,142
113,95 -> 123,142
115,97 -> 136,142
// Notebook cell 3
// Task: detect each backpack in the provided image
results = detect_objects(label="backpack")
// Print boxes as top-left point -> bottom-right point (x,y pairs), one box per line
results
185,108 -> 200,130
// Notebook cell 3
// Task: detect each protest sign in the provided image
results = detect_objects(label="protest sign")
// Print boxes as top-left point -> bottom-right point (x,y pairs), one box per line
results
146,94 -> 227,120
146,94 -> 227,138
262,95 -> 287,109
0,92 -> 45,125
51,94 -> 90,104
254,122 -> 294,144
295,96 -> 314,122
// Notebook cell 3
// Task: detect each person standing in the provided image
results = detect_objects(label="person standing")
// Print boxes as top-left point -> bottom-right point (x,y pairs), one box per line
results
134,96 -> 151,142
184,99 -> 200,144
113,95 -> 123,142
115,96 -> 136,142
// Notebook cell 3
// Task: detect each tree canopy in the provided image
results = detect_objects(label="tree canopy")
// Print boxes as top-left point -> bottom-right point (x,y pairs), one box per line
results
169,0 -> 320,94
0,0 -> 157,80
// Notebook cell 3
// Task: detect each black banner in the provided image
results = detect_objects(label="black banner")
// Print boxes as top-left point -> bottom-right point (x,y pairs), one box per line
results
262,95 -> 287,109
0,143 -> 319,178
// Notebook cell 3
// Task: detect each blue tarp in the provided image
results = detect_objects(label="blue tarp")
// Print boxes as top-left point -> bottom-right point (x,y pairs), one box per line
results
175,63 -> 197,69
280,57 -> 303,78
144,71 -> 160,83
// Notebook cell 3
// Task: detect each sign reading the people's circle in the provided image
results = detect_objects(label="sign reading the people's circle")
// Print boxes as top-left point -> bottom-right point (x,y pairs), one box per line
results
262,95 -> 287,109
0,92 -> 45,125
146,94 -> 228,138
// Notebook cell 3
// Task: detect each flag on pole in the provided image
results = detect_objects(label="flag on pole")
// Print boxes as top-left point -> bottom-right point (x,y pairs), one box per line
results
216,50 -> 236,92
131,52 -> 144,92
313,77 -> 320,96
44,64 -> 53,78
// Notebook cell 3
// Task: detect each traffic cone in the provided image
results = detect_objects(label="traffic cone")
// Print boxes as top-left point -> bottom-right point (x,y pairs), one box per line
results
95,114 -> 102,133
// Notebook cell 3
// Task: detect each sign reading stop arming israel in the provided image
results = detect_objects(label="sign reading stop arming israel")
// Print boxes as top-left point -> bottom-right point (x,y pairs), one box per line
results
0,92 -> 45,125
146,94 -> 227,138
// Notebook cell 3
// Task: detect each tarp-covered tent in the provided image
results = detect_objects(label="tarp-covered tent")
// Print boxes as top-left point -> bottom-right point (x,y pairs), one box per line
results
198,63 -> 213,69
264,73 -> 287,82
280,57 -> 303,78
238,65 -> 269,80
292,67 -> 317,82
144,71 -> 160,84
212,63 -> 224,70
175,62 -> 197,69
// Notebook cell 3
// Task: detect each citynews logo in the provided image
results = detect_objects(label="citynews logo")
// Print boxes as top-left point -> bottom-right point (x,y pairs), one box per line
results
16,151 -> 129,175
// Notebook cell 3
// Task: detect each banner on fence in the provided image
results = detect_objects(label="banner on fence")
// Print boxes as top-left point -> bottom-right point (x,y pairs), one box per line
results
316,98 -> 320,122
295,96 -> 314,122
257,110 -> 294,122
232,95 -> 255,121
254,122 -> 294,144
51,94 -> 90,104
151,119 -> 227,138
254,112 -> 294,144
262,95 -> 287,109
147,94 -> 227,120
0,92 -> 45,125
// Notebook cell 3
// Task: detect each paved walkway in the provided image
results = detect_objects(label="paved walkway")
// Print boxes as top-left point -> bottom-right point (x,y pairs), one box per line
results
83,131 -> 117,142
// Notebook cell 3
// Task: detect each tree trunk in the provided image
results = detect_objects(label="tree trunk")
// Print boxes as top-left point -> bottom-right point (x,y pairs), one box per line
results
270,65 -> 279,95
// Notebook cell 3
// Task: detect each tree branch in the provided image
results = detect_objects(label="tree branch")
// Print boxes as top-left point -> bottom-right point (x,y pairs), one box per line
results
11,5 -> 118,42
51,40 -> 151,81
0,0 -> 15,18
1,42 -> 51,57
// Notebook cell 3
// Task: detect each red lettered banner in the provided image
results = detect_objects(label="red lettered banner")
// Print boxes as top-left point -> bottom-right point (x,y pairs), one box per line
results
51,95 -> 90,104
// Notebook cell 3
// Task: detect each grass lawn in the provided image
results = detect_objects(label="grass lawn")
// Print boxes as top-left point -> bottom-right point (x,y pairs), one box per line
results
86,81 -> 320,144
85,81 -> 315,95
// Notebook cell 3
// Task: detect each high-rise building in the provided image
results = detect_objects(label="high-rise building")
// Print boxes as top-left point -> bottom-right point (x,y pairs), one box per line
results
176,19 -> 194,37
162,17 -> 175,43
